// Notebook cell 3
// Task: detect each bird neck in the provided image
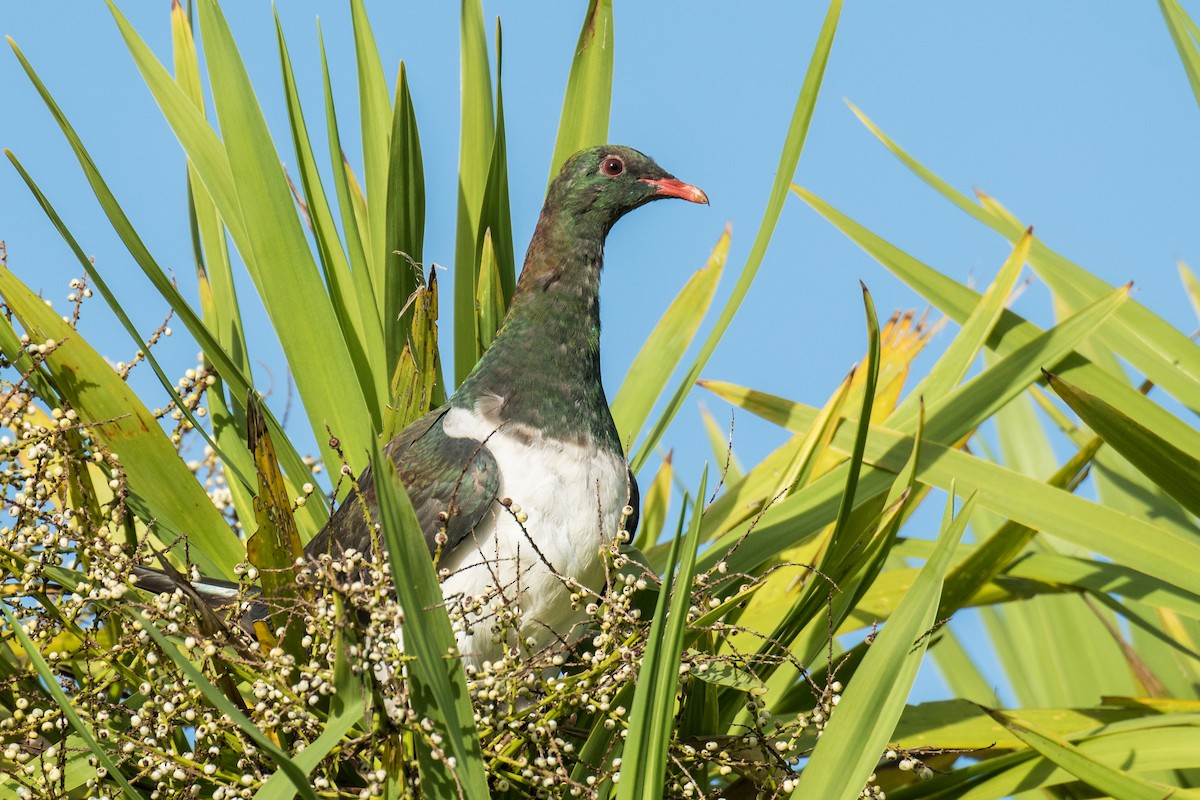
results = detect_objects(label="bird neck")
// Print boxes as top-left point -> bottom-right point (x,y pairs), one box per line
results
454,206 -> 621,450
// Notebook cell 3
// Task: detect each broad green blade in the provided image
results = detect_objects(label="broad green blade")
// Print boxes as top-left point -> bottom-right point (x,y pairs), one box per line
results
989,709 -> 1200,799
453,0 -> 495,384
384,61 -> 426,371
1,607 -> 147,800
720,403 -> 1200,600
548,0 -> 614,179
611,224 -> 729,448
172,0 -> 247,375
632,0 -> 843,472
320,26 -> 376,323
896,724 -> 1200,799
475,229 -> 505,354
1005,553 -> 1200,622
276,10 -> 385,431
891,229 -> 1031,426
1047,369 -> 1200,518
349,0 -> 392,296
104,3 -> 247,246
1161,0 -> 1200,111
109,1 -> 373,481
370,441 -> 488,797
196,0 -> 374,478
476,18 -> 515,310
0,268 -> 240,578
892,701 -> 1195,751
618,469 -> 708,800
791,490 -> 976,800
174,2 -> 262,530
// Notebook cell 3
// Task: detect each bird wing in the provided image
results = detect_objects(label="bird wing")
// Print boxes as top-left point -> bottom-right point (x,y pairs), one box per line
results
305,404 -> 501,563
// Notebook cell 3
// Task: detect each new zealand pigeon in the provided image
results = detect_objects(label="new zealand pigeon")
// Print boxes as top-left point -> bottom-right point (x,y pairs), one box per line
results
140,145 -> 707,667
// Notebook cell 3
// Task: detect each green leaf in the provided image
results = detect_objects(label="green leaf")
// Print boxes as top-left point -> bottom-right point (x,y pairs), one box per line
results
371,441 -> 487,797
618,469 -> 707,800
0,268 -> 241,578
1047,369 -> 1200,518
791,490 -> 976,800
349,0 -> 392,295
632,0 -> 843,472
892,228 -> 1031,426
689,653 -> 766,694
175,3 -> 262,530
277,10 -> 385,427
197,0 -> 376,477
939,432 -> 1102,614
109,1 -> 373,482
988,708 -> 1200,799
1160,0 -> 1200,112
384,61 -> 426,372
320,25 -> 377,342
475,229 -> 505,354
1006,553 -> 1200,622
611,225 -> 729,448
476,18 -> 515,311
453,0 -> 495,384
548,0 -> 614,179
731,402 -> 1200,600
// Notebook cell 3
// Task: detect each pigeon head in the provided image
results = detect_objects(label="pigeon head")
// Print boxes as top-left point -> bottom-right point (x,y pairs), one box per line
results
546,145 -> 708,232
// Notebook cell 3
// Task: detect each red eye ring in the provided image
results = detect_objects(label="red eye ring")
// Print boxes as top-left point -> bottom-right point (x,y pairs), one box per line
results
601,156 -> 625,177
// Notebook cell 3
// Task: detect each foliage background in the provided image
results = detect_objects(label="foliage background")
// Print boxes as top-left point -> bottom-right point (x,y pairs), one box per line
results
1,2 -> 1199,798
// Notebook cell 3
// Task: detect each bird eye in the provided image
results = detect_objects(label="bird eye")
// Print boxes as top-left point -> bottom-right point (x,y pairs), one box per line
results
600,156 -> 625,177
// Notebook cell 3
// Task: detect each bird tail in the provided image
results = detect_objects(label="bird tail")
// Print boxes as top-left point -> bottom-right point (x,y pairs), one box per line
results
131,565 -> 266,635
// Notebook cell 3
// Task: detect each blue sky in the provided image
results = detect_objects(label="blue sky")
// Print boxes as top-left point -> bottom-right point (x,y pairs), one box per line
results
3,3 -> 1198,704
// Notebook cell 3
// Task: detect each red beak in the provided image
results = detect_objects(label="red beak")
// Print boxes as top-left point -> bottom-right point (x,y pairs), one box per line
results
641,177 -> 709,205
